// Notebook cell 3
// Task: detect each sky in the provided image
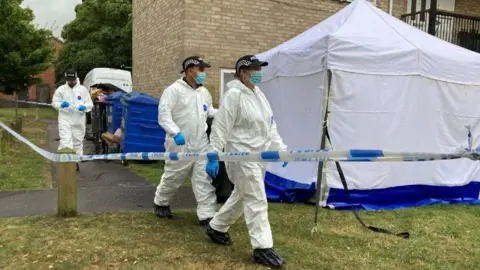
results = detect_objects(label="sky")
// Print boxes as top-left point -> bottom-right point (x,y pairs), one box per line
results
21,0 -> 82,39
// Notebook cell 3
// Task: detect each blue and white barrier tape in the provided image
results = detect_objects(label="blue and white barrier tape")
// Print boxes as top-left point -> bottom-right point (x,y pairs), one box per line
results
13,100 -> 83,112
1,120 -> 479,163
14,100 -> 53,107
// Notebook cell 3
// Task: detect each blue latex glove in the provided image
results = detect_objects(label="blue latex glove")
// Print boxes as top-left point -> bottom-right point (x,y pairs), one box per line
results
174,132 -> 185,145
282,162 -> 288,168
60,100 -> 70,108
206,160 -> 219,178
78,105 -> 87,112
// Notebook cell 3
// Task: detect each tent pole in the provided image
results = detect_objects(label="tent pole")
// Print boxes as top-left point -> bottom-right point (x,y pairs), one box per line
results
311,69 -> 332,238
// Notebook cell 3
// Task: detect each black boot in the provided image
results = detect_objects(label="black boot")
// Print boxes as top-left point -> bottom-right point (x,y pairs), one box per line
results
76,163 -> 79,171
153,204 -> 173,219
205,223 -> 232,245
199,217 -> 212,227
252,248 -> 284,268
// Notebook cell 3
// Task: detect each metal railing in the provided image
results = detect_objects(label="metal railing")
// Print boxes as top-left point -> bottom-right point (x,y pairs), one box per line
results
401,10 -> 480,53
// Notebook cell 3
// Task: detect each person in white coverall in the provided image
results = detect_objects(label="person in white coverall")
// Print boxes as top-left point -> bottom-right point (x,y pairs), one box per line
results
51,69 -> 93,171
153,56 -> 218,225
204,55 -> 288,268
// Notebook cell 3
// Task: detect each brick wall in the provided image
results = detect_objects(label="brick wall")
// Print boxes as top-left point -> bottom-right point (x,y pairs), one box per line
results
27,66 -> 55,100
132,0 -> 186,97
133,0 -> 408,105
183,0 -> 407,105
455,0 -> 480,17
379,0 -> 408,18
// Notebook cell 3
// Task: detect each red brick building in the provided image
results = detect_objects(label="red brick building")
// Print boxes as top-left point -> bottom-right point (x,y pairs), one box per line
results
0,37 -> 63,102
27,37 -> 64,102
132,0 -> 480,106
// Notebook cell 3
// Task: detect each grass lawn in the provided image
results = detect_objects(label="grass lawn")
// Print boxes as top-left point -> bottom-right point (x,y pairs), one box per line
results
0,108 -> 56,190
0,204 -> 479,269
128,161 -> 192,186
0,107 -> 57,120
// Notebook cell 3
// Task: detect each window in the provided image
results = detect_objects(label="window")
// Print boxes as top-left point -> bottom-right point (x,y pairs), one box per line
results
219,68 -> 235,106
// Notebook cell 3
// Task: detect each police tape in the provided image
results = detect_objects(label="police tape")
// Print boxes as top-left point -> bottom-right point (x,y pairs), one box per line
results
2,120 -> 479,163
14,100 -> 53,107
13,99 -> 83,112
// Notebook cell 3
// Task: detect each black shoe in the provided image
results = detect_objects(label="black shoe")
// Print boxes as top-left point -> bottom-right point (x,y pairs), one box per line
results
252,248 -> 284,268
153,204 -> 173,219
76,163 -> 79,171
199,217 -> 212,227
205,223 -> 232,245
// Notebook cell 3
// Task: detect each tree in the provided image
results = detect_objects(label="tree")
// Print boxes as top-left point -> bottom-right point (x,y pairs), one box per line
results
0,0 -> 54,94
55,0 -> 132,82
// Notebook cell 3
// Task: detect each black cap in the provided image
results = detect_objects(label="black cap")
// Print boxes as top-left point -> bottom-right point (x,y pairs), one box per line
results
180,56 -> 211,73
64,69 -> 77,80
235,55 -> 268,74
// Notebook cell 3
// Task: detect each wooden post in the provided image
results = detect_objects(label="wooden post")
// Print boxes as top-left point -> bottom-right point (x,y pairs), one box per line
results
7,122 -> 16,143
35,108 -> 39,120
0,129 -> 10,161
9,119 -> 22,136
15,117 -> 22,134
57,148 -> 77,217
14,91 -> 18,120
0,130 -> 3,163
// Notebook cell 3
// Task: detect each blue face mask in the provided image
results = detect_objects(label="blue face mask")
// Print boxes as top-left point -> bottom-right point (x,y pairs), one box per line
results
195,72 -> 207,85
250,71 -> 262,85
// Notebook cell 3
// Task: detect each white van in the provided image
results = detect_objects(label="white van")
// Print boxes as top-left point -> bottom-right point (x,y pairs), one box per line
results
83,68 -> 132,93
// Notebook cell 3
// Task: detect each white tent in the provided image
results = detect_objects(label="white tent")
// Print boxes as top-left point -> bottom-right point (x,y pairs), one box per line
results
257,0 -> 480,209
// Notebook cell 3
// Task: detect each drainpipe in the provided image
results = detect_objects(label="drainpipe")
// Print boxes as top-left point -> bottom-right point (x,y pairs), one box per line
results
388,0 -> 393,15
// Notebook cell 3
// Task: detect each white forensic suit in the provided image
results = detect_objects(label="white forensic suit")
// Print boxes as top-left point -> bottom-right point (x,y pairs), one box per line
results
209,79 -> 287,249
154,79 -> 218,220
52,82 -> 93,155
